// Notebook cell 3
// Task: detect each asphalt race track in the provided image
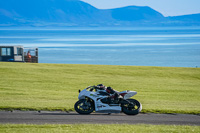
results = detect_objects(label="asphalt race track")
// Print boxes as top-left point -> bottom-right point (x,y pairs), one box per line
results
0,111 -> 199,125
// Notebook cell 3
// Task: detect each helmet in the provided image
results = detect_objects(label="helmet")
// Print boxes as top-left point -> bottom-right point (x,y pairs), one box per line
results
97,84 -> 104,86
97,84 -> 106,90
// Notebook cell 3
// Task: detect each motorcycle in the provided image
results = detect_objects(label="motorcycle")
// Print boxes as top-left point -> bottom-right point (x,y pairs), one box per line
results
74,86 -> 142,115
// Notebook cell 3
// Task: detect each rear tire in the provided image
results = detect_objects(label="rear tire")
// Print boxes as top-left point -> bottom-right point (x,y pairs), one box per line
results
74,99 -> 94,114
122,99 -> 142,115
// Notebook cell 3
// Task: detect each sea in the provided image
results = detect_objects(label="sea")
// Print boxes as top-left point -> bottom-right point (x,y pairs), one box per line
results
0,27 -> 200,67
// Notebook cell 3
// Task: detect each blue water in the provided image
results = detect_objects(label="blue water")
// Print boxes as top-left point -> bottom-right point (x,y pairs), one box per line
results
0,27 -> 200,67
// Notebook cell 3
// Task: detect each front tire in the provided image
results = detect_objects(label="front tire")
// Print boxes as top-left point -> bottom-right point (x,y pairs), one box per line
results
122,99 -> 142,115
74,99 -> 94,114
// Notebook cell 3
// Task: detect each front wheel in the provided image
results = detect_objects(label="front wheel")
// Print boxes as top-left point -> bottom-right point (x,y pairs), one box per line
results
121,99 -> 142,115
74,99 -> 94,114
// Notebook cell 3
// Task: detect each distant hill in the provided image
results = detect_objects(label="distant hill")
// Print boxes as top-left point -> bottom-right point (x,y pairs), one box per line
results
0,0 -> 109,26
167,13 -> 200,26
111,6 -> 164,21
0,0 -> 199,27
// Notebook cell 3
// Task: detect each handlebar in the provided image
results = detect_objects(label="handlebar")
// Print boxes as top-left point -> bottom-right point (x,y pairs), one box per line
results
87,85 -> 101,91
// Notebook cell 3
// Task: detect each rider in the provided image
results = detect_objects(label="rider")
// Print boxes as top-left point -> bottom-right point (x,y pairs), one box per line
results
96,84 -> 119,103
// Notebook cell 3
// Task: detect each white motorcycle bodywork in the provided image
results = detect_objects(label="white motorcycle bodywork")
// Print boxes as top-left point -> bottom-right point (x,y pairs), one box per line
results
78,88 -> 137,113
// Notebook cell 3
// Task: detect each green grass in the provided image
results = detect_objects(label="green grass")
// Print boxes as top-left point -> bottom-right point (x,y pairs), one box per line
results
0,62 -> 200,114
0,124 -> 199,133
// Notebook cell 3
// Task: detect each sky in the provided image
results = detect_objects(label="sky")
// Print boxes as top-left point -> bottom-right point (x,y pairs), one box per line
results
81,0 -> 200,17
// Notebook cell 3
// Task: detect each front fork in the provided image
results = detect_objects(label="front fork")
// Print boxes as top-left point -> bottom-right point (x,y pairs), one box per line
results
84,97 -> 95,109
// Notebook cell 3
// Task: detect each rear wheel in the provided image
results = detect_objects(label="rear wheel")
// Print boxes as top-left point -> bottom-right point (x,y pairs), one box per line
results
122,99 -> 142,115
74,99 -> 94,114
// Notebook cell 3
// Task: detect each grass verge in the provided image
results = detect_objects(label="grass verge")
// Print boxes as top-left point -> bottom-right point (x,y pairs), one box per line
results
0,62 -> 200,114
0,124 -> 199,133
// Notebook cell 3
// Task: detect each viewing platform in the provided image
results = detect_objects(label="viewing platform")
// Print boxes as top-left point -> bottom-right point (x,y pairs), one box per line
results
0,45 -> 38,63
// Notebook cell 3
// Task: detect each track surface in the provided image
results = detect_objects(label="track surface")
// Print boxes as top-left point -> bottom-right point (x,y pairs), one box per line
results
0,111 -> 199,125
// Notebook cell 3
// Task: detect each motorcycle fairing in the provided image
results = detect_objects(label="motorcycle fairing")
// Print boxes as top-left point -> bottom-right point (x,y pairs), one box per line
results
77,88 -> 138,113
78,88 -> 121,113
119,91 -> 137,99
95,98 -> 121,113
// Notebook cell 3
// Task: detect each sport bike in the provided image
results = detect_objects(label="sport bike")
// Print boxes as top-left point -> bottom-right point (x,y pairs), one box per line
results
74,86 -> 142,115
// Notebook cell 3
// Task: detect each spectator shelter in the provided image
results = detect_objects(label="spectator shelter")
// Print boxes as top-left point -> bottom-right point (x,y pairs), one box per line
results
0,45 -> 38,63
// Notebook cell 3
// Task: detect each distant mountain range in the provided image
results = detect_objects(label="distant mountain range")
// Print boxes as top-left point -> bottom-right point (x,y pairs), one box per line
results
0,0 -> 199,27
